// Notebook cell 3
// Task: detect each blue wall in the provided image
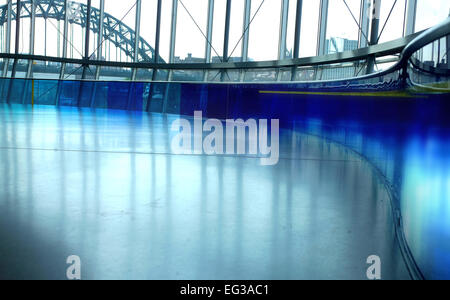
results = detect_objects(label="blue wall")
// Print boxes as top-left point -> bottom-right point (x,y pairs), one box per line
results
1,78 -> 449,128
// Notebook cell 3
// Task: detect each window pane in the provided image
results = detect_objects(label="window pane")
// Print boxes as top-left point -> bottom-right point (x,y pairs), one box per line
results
103,0 -> 136,62
415,0 -> 450,32
140,0 -> 173,63
210,0 -> 245,62
286,0 -> 298,59
158,0 -> 173,63
175,0 -> 208,63
88,0 -> 101,59
139,0 -> 158,62
17,0 -> 31,55
299,0 -> 320,57
211,0 -> 226,62
248,0 -> 282,61
66,0 -> 88,59
228,0 -> 245,61
378,0 -> 406,43
326,0 -> 361,54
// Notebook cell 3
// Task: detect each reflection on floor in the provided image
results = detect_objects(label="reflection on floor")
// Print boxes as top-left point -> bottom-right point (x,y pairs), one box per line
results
0,105 -> 410,280
297,117 -> 450,280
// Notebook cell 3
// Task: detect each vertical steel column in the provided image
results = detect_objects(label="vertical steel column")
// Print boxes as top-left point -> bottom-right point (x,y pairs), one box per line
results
221,0 -> 232,81
154,0 -> 163,64
317,0 -> 329,56
60,0 -> 70,79
128,0 -> 142,109
90,0 -> 105,107
81,0 -> 92,80
278,0 -> 289,60
239,0 -> 251,81
277,0 -> 289,81
204,0 -> 214,81
149,0 -> 163,113
291,0 -> 303,81
356,0 -> 371,77
241,0 -> 251,62
26,0 -> 36,79
222,0 -> 232,62
57,20 -> 61,57
57,0 -> 70,106
78,0 -> 92,108
131,0 -> 142,81
359,0 -> 371,48
70,22 -> 74,58
10,0 -> 21,79
205,0 -> 214,63
403,0 -> 417,36
366,0 -> 381,74
95,0 -> 105,79
44,18 -> 47,57
151,0 -> 162,80
167,0 -> 178,81
6,0 -> 21,103
446,33 -> 450,69
2,0 -> 12,77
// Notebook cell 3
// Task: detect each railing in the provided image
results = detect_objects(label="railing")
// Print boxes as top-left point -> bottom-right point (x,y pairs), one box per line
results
0,29 -> 427,84
405,19 -> 450,91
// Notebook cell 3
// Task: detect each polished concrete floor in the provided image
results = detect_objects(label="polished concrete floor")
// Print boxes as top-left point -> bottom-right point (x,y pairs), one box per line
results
0,104 -> 409,280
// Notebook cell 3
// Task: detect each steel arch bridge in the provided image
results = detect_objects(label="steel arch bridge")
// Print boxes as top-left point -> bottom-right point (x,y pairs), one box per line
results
0,0 -> 163,63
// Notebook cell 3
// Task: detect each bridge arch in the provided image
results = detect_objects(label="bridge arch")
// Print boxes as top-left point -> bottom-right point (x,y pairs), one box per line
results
0,0 -> 164,63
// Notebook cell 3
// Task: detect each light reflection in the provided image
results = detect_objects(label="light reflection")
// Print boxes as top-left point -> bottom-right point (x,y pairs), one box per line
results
293,117 -> 450,280
1,104 -> 444,279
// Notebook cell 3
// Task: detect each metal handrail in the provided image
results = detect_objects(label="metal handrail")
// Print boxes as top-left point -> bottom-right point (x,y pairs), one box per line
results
377,17 -> 450,80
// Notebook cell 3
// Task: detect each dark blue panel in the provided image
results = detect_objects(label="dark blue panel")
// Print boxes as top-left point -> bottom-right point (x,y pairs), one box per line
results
78,81 -> 96,107
91,81 -> 109,109
58,80 -> 81,106
106,81 -> 132,110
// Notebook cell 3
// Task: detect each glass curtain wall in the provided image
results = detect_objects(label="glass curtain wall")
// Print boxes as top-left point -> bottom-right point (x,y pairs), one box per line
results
0,0 -> 449,83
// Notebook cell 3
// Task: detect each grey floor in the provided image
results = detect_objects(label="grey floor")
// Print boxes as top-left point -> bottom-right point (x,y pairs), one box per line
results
0,104 -> 410,280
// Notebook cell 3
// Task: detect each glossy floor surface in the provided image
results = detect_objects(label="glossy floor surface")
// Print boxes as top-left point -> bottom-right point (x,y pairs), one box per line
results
0,105 -> 410,280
